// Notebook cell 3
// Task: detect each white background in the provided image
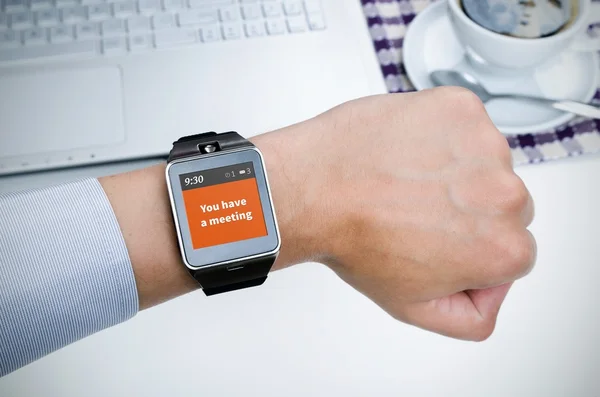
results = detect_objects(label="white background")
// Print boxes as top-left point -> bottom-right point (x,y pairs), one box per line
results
1,153 -> 599,396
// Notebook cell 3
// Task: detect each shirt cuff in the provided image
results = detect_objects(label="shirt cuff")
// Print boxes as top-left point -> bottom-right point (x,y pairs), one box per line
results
0,178 -> 139,377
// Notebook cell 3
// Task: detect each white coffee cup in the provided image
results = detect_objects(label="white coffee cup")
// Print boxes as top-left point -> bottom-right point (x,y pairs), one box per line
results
447,0 -> 600,71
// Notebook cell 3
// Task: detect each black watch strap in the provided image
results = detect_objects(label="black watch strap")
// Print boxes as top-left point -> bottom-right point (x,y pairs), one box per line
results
191,255 -> 276,296
168,131 -> 253,162
168,132 -> 276,296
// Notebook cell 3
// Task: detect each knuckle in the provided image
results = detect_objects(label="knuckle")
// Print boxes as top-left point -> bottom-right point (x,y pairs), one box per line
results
493,231 -> 535,280
488,131 -> 512,162
496,174 -> 529,212
441,86 -> 486,114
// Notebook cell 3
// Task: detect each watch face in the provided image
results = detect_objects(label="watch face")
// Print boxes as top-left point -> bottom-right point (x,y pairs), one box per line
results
166,147 -> 280,269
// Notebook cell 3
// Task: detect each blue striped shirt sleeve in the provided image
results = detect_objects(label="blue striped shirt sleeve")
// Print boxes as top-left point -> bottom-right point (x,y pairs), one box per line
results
0,178 -> 139,377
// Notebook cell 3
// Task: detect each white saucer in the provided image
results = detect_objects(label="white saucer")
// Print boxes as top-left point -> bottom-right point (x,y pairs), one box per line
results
402,0 -> 599,135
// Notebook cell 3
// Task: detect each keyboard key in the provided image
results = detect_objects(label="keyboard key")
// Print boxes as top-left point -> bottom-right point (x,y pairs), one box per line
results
262,3 -> 281,17
283,1 -> 302,16
162,0 -> 184,10
154,29 -> 196,47
112,1 -> 137,17
152,13 -> 175,30
266,18 -> 285,35
241,4 -> 261,20
244,20 -> 264,37
138,0 -> 162,14
192,0 -> 233,4
9,11 -> 34,29
49,25 -> 74,42
221,23 -> 239,39
102,36 -> 127,54
188,0 -> 215,7
218,6 -> 239,22
56,0 -> 78,7
178,10 -> 218,26
35,9 -> 59,27
101,19 -> 126,35
61,6 -> 87,23
286,15 -> 306,33
22,27 -> 47,45
87,4 -> 112,21
30,0 -> 52,10
200,24 -> 220,42
0,39 -> 98,61
4,0 -> 28,13
76,21 -> 100,38
307,13 -> 325,30
128,33 -> 151,51
127,15 -> 151,32
303,0 -> 322,14
0,14 -> 8,31
0,30 -> 19,48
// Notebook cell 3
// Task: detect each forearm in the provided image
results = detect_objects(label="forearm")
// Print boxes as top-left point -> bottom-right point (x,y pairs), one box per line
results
0,122 -> 327,377
99,125 -> 328,310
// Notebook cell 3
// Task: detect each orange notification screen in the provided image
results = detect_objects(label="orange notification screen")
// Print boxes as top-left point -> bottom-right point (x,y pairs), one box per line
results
180,163 -> 268,250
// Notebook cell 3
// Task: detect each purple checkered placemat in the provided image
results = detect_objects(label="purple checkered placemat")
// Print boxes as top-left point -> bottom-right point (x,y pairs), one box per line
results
361,0 -> 600,166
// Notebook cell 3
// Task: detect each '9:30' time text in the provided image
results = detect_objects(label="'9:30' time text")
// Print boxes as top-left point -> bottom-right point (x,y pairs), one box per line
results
184,175 -> 204,187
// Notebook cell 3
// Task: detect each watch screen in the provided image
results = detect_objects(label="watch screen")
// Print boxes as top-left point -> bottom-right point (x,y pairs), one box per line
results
179,162 -> 268,249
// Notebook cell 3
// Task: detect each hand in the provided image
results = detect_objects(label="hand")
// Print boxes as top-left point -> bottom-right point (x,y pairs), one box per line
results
255,88 -> 536,341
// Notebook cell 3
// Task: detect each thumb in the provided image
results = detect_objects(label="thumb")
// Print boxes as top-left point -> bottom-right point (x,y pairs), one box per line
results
403,283 -> 513,341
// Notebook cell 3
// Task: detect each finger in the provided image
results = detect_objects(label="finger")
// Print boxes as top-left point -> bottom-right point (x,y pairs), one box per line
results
465,283 -> 513,320
465,221 -> 537,289
450,168 -> 530,220
521,190 -> 535,226
524,229 -> 537,271
402,283 -> 513,341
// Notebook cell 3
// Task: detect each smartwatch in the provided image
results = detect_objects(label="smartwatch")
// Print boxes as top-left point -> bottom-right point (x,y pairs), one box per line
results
165,132 -> 281,296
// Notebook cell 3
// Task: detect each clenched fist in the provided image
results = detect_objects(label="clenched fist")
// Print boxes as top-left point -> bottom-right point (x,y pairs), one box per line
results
256,87 -> 536,341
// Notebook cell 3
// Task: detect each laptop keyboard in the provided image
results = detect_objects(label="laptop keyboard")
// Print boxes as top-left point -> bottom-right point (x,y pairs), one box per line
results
0,0 -> 326,63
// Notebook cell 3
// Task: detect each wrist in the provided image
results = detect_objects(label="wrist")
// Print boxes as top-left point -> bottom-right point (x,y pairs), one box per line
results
100,163 -> 199,310
251,122 -> 333,269
102,124 -> 334,309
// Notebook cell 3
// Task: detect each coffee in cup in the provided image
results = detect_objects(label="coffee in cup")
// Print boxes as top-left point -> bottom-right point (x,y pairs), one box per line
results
460,0 -> 578,39
447,0 -> 600,70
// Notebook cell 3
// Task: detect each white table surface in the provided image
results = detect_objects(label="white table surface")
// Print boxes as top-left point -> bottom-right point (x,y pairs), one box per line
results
1,152 -> 599,397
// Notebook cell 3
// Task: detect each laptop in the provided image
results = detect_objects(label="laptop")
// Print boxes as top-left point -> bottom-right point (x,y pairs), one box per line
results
0,0 -> 387,176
